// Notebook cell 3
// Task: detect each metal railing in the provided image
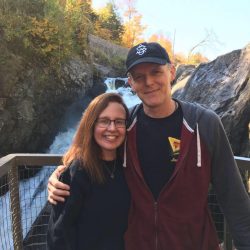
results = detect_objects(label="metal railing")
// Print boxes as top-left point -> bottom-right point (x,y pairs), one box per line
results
0,154 -> 61,250
0,154 -> 249,250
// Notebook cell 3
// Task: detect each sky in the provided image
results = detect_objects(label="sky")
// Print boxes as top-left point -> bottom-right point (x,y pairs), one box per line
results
92,0 -> 250,60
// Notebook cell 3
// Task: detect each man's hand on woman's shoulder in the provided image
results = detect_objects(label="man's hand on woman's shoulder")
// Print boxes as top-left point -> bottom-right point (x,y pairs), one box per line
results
47,165 -> 70,205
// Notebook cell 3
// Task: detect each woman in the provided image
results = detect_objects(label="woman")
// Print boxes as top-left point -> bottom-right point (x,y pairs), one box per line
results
47,93 -> 130,250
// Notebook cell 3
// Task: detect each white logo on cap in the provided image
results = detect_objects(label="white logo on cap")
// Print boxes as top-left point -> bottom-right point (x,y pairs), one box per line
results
136,44 -> 147,56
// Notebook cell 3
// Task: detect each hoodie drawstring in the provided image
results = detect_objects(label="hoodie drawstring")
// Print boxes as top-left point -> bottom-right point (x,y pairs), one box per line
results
123,116 -> 137,168
196,123 -> 201,167
123,137 -> 127,167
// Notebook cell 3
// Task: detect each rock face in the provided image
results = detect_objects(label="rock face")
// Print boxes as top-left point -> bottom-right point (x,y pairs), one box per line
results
173,44 -> 250,156
0,56 -> 93,155
174,64 -> 196,83
172,64 -> 196,95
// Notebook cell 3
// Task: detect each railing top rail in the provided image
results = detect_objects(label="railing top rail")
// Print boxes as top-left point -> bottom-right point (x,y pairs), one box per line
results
0,154 -> 249,178
234,156 -> 250,170
0,154 -> 16,177
0,154 -> 62,177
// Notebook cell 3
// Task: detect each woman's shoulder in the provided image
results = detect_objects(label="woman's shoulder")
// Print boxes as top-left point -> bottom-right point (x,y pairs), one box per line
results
60,159 -> 89,185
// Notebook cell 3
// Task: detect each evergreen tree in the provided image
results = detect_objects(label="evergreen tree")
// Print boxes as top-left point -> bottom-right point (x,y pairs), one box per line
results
94,2 -> 124,44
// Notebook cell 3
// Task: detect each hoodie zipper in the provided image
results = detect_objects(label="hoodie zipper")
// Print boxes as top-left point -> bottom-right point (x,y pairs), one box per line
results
131,145 -> 189,250
137,174 -> 159,250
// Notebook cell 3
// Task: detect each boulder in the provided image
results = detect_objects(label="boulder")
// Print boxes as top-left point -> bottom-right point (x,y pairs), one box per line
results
173,44 -> 250,156
174,64 -> 196,83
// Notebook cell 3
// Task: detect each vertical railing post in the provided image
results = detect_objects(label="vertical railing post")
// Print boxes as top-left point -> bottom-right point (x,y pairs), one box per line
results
223,219 -> 233,250
247,170 -> 250,193
8,162 -> 23,250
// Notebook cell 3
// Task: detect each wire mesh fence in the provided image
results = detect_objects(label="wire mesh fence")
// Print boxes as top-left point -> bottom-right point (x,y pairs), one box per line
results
0,174 -> 13,250
20,166 -> 55,250
0,154 -> 249,250
0,165 -> 56,250
208,189 -> 224,243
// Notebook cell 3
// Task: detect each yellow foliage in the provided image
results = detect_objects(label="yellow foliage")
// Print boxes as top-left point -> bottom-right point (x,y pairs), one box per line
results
148,33 -> 173,62
187,52 -> 208,64
174,53 -> 187,64
25,17 -> 60,57
121,0 -> 146,48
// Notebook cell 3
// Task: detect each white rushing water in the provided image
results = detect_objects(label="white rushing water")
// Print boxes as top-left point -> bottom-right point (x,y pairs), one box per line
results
48,79 -> 141,154
0,79 -> 140,249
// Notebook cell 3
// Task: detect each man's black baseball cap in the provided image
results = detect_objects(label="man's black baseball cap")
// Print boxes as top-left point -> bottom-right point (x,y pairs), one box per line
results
126,42 -> 171,73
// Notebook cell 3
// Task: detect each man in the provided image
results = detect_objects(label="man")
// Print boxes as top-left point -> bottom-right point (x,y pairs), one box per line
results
48,42 -> 250,250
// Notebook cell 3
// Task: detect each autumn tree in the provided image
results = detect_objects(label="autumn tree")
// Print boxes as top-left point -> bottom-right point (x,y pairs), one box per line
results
94,2 -> 124,44
148,33 -> 174,62
121,0 -> 146,48
0,0 -> 95,67
188,52 -> 208,64
174,52 -> 187,65
0,0 -> 45,16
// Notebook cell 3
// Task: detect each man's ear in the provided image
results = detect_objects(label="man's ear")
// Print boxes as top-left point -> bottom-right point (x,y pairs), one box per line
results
128,76 -> 135,91
170,64 -> 176,83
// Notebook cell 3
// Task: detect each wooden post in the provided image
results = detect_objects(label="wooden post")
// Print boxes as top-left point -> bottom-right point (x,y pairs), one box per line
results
8,163 -> 23,250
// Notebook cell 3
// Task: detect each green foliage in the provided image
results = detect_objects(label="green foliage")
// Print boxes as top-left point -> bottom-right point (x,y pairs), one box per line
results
62,1 -> 94,57
0,0 -> 45,17
92,47 -> 111,65
94,2 -> 124,44
111,55 -> 126,74
0,0 -> 94,69
23,17 -> 71,65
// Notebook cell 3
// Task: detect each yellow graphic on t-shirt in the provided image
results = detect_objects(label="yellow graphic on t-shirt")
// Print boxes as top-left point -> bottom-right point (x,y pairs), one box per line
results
168,137 -> 181,162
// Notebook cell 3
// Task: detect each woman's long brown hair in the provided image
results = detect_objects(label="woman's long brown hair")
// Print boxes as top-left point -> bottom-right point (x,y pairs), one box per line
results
62,93 -> 129,183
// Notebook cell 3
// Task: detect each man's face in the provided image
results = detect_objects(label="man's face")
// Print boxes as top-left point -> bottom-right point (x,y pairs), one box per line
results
128,63 -> 175,114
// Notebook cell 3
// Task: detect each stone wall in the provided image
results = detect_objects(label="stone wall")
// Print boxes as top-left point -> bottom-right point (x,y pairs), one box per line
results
89,34 -> 128,58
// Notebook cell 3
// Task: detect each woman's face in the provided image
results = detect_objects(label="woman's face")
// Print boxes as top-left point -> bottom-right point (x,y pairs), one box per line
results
94,102 -> 127,160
